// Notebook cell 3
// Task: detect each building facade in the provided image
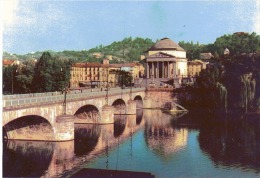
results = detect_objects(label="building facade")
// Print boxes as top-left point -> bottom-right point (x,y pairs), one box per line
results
145,38 -> 188,79
187,60 -> 208,77
70,59 -> 144,88
200,52 -> 214,60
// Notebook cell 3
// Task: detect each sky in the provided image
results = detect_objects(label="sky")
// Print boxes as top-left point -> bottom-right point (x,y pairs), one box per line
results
2,0 -> 260,55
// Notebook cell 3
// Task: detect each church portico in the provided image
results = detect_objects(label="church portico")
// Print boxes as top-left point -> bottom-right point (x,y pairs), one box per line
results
146,52 -> 176,79
143,38 -> 188,87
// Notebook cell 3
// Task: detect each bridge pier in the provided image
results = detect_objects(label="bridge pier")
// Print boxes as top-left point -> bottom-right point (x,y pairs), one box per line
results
127,100 -> 136,114
55,114 -> 75,141
143,96 -> 153,109
101,105 -> 114,124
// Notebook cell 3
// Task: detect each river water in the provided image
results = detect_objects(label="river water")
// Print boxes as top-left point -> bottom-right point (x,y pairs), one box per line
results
3,109 -> 260,177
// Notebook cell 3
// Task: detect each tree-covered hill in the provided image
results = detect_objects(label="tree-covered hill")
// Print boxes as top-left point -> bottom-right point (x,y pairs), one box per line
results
178,32 -> 260,60
4,32 -> 260,62
3,37 -> 154,63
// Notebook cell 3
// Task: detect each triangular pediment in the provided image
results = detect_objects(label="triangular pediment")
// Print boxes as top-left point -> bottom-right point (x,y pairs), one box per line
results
148,52 -> 175,58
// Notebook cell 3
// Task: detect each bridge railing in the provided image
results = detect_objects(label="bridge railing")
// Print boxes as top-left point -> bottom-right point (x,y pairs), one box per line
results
3,87 -> 145,108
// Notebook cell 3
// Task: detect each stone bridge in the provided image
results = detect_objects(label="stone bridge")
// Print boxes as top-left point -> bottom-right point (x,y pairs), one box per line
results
4,111 -> 145,177
2,88 -> 146,141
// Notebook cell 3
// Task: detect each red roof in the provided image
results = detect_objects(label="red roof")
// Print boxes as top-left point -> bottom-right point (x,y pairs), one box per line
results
72,62 -> 141,68
3,59 -> 15,66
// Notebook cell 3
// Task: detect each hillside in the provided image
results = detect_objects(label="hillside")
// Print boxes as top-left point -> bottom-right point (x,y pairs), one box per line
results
3,37 -> 155,63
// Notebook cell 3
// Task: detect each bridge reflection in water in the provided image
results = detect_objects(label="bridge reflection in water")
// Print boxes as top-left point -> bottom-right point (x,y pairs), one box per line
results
4,110 -> 259,177
3,109 -> 146,177
3,108 -> 188,177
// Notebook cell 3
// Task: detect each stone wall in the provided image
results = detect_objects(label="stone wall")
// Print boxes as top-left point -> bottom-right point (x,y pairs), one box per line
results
143,88 -> 177,109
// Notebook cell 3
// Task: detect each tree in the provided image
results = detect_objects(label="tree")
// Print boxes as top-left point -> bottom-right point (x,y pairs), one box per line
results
15,59 -> 35,93
178,41 -> 202,60
32,52 -> 71,92
3,65 -> 18,94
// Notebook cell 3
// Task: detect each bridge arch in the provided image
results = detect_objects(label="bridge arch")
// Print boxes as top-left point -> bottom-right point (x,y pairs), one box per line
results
74,105 -> 101,123
134,95 -> 143,109
112,99 -> 126,114
3,115 -> 54,141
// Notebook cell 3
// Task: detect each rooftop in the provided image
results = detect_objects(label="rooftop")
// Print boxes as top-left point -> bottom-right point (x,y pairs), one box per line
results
149,38 -> 185,51
72,62 -> 141,68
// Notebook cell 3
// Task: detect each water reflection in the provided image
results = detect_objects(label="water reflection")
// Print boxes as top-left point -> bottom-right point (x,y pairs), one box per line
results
74,124 -> 101,156
3,112 -> 145,177
3,109 -> 259,177
198,114 -> 260,173
136,109 -> 143,125
3,140 -> 74,177
114,115 -> 127,138
144,109 -> 188,159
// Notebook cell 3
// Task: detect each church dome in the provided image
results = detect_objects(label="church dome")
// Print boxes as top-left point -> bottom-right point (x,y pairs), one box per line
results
149,38 -> 185,51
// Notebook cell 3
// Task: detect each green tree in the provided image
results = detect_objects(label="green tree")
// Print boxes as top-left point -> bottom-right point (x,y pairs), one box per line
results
32,52 -> 71,92
178,41 -> 202,60
3,65 -> 18,94
15,59 -> 35,93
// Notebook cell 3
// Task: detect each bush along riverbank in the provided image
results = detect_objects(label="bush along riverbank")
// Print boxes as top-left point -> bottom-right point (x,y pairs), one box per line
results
177,53 -> 260,124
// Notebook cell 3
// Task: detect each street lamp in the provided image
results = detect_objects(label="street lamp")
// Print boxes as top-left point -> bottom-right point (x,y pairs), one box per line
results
12,68 -> 17,94
61,68 -> 68,115
130,69 -> 133,100
105,67 -> 109,105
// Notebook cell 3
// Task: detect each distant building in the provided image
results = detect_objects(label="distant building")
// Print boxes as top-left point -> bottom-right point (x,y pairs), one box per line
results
145,37 -> 188,79
92,52 -> 103,58
187,60 -> 208,77
2,59 -> 20,67
70,59 -> 144,88
224,48 -> 230,55
200,52 -> 214,60
106,55 -> 113,60
110,62 -> 145,79
233,32 -> 249,36
103,58 -> 109,65
140,55 -> 146,60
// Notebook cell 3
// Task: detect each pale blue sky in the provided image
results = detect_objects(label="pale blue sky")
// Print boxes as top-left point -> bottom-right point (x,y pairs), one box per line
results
2,0 -> 260,54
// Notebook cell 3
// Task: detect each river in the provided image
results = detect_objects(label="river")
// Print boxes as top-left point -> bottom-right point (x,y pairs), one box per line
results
3,109 -> 260,177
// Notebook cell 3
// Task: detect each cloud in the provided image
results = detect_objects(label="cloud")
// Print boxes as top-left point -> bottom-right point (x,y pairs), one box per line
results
3,0 -> 19,30
253,0 -> 260,34
4,1 -> 70,34
3,0 -> 71,53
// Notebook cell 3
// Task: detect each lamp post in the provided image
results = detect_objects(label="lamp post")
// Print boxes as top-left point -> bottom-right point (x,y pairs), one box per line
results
130,69 -> 133,100
12,69 -> 14,94
11,68 -> 17,94
105,67 -> 109,105
61,67 -> 68,115
63,88 -> 68,115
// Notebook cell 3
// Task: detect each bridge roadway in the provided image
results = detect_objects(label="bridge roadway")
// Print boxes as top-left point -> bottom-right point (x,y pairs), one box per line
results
2,87 -> 143,108
2,87 -> 146,141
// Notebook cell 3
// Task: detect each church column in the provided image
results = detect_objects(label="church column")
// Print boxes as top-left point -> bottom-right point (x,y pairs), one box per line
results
173,62 -> 177,77
162,62 -> 164,78
157,62 -> 159,78
152,62 -> 154,78
146,62 -> 149,78
167,61 -> 170,78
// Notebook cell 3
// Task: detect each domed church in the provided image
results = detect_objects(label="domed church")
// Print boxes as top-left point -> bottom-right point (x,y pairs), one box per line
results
145,38 -> 188,81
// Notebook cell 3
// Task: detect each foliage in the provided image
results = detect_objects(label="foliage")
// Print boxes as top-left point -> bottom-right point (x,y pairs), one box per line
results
110,69 -> 132,86
204,32 -> 260,57
32,52 -> 71,92
178,41 -> 202,60
3,37 -> 154,63
192,53 -> 260,114
15,59 -> 35,93
3,65 -> 18,94
178,32 -> 260,61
